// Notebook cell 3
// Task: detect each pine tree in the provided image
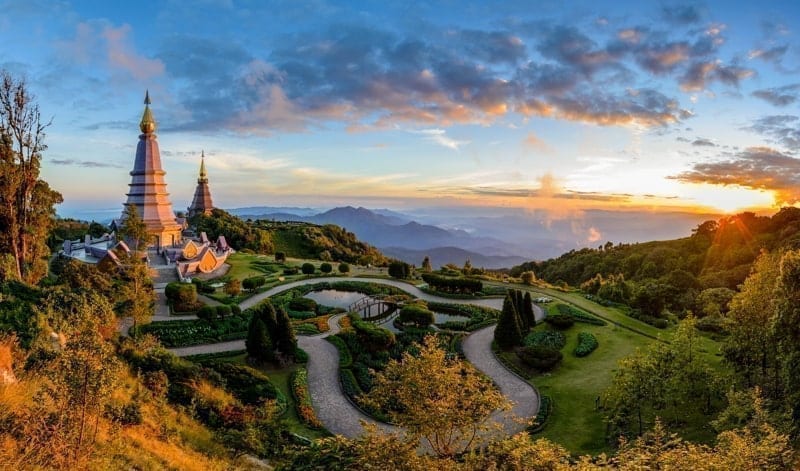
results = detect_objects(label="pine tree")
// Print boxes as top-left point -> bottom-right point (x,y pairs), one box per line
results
274,306 -> 297,359
523,291 -> 536,329
246,317 -> 273,364
494,293 -> 523,350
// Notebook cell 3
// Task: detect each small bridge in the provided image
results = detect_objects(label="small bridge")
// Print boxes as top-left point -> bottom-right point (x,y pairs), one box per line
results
348,295 -> 399,320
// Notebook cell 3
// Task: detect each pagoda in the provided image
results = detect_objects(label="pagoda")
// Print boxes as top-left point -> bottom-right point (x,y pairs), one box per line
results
188,151 -> 214,217
122,91 -> 183,250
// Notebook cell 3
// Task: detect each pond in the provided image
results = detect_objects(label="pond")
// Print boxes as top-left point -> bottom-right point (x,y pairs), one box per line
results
303,289 -> 470,333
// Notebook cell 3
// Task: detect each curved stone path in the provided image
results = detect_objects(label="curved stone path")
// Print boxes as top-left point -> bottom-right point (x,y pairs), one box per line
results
166,276 -> 542,438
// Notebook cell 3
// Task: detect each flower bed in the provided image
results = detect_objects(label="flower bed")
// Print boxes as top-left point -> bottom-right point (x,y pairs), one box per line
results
291,367 -> 323,429
524,330 -> 567,350
555,303 -> 606,326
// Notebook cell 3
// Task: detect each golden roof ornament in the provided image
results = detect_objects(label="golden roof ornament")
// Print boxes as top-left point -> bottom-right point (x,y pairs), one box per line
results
139,90 -> 156,134
199,150 -> 208,182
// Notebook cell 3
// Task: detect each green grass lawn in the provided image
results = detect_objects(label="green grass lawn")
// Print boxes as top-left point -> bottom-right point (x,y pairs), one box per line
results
484,282 -> 728,456
529,321 -> 653,455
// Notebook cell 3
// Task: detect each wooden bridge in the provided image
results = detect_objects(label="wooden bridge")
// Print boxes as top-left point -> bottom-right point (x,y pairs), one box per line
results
348,295 -> 399,320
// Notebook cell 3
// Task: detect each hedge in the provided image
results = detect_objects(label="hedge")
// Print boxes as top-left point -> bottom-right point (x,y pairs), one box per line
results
574,332 -> 598,357
544,313 -> 574,330
421,273 -> 482,294
555,303 -> 607,326
524,330 -> 567,350
515,345 -> 563,371
528,395 -> 552,434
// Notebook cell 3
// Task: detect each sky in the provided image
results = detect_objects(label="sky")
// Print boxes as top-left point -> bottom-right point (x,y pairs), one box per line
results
2,0 -> 800,224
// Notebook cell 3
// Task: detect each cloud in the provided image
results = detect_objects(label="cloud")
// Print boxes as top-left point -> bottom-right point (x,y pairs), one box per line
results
522,131 -> 551,152
692,137 -> 716,146
752,83 -> 800,107
661,4 -> 703,25
50,159 -> 123,168
413,128 -> 469,151
670,147 -> 800,204
148,11 -> 762,135
587,226 -> 602,242
59,21 -> 164,82
745,115 -> 800,150
679,61 -> 754,91
748,45 -> 789,63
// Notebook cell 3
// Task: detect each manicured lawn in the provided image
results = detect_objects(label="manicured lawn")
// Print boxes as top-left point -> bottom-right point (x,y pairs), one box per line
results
225,252 -> 274,280
529,321 -> 653,455
485,282 -> 728,456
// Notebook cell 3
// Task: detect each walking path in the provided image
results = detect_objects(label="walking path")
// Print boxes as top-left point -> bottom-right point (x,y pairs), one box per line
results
165,276 -> 542,438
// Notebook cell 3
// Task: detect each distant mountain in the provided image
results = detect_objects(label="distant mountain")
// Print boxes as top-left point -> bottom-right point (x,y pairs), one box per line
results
238,206 -> 524,257
381,246 -> 528,270
229,206 -> 320,217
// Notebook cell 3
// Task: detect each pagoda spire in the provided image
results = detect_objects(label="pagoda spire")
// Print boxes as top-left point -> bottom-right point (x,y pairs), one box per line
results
198,150 -> 208,183
188,150 -> 214,217
140,90 -> 156,134
123,91 -> 182,250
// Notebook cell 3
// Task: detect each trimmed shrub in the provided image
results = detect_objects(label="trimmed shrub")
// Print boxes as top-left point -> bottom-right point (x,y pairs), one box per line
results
165,282 -> 198,311
301,263 -> 315,275
283,267 -> 299,275
338,262 -> 350,274
555,303 -> 606,326
242,276 -> 266,291
274,252 -> 286,262
216,305 -> 232,319
516,345 -> 563,371
350,314 -> 395,352
197,305 -> 216,321
524,330 -> 567,350
544,313 -> 575,330
388,261 -> 412,279
320,262 -> 333,274
398,304 -> 435,327
421,273 -> 482,294
574,332 -> 598,357
288,297 -> 318,313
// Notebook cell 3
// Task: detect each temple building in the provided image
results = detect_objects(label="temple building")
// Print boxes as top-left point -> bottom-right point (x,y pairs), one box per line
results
61,91 -> 233,279
188,151 -> 214,217
121,91 -> 183,250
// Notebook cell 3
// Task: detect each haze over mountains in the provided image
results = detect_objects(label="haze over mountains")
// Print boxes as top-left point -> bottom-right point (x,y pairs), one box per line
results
229,206 -> 718,269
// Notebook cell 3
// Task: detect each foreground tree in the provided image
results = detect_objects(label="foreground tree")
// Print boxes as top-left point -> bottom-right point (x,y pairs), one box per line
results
362,335 -> 507,457
118,203 -> 151,251
118,256 -> 155,336
0,71 -> 62,283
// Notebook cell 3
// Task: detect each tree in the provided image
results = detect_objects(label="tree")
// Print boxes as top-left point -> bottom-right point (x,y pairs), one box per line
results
320,262 -> 333,274
118,257 -> 155,336
462,258 -> 473,275
521,271 -> 536,285
523,291 -> 536,328
274,251 -> 286,262
338,262 -> 350,274
119,203 -> 151,251
224,278 -> 241,297
724,251 -> 782,395
388,260 -> 411,279
494,293 -> 523,350
362,335 -> 507,457
246,317 -> 273,364
773,249 -> 800,421
421,256 -> 432,272
0,71 -> 63,283
301,262 -> 315,275
273,306 -> 297,361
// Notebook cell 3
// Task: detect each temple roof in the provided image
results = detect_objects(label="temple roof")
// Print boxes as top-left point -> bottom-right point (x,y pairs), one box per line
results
188,151 -> 214,216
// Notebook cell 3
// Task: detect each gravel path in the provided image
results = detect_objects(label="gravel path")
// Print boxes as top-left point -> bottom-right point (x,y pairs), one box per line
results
462,324 -> 540,436
165,276 -> 542,438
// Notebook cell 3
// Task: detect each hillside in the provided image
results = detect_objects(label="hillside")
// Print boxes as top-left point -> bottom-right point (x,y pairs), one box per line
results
511,208 -> 800,317
382,245 -> 528,270
192,209 -> 387,265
